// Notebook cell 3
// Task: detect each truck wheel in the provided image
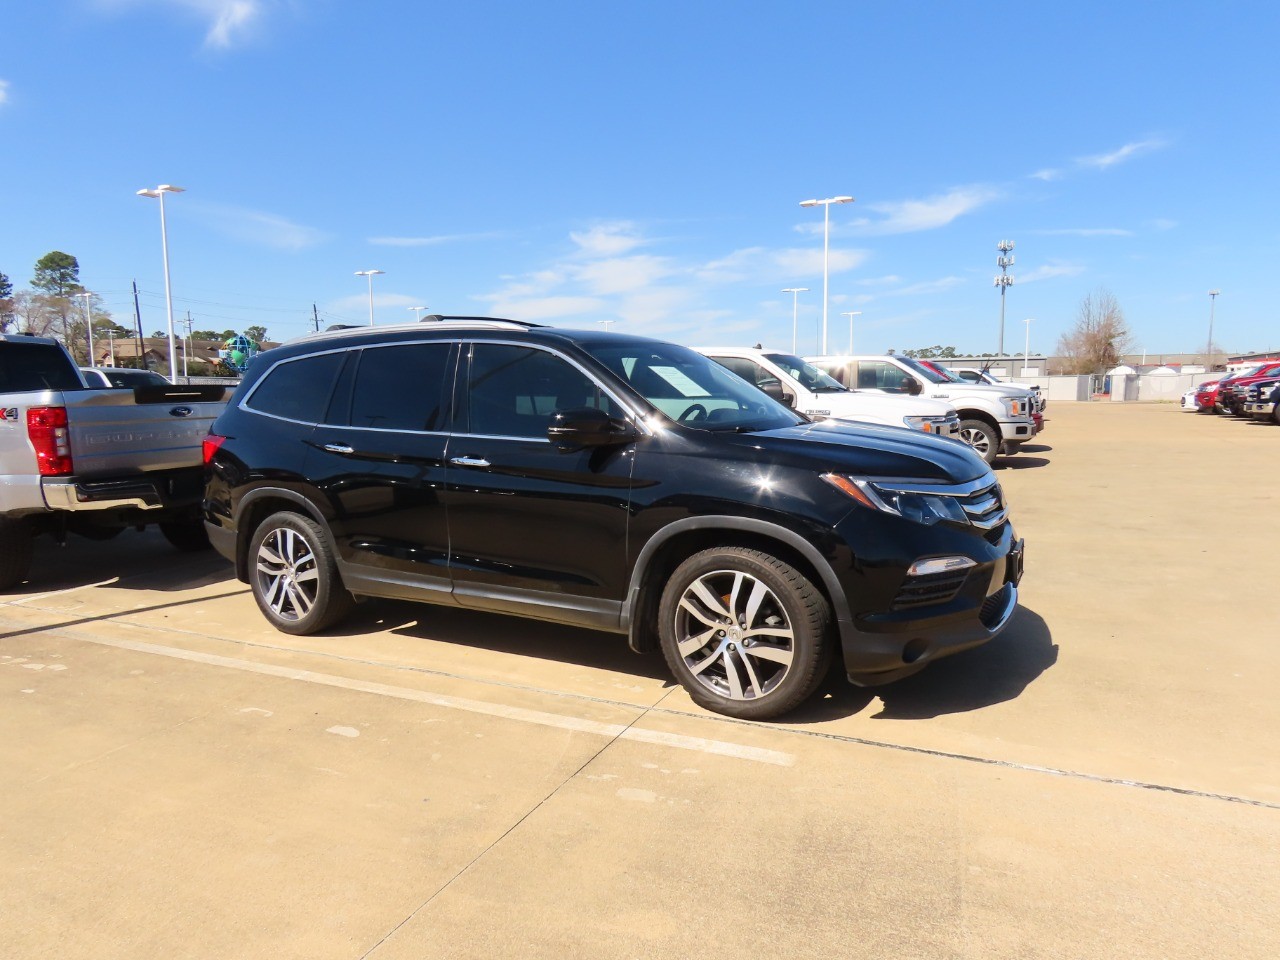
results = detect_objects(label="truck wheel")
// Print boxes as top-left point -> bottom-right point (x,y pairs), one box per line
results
657,546 -> 831,720
248,511 -> 354,635
0,517 -> 34,591
959,419 -> 999,464
159,520 -> 211,552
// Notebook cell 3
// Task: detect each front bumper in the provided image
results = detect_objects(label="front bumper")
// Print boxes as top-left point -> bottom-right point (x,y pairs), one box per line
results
998,418 -> 1037,443
1245,401 -> 1276,417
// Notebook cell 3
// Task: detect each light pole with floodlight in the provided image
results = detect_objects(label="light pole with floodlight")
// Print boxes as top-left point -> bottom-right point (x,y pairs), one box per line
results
355,270 -> 384,326
799,196 -> 854,353
136,184 -> 185,383
781,287 -> 808,353
1207,290 -> 1221,370
841,310 -> 862,355
407,306 -> 430,321
994,240 -> 1015,356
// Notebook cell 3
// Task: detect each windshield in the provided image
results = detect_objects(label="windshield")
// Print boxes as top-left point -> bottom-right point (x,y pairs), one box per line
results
925,362 -> 968,384
584,341 -> 803,432
896,355 -> 952,384
762,353 -> 849,393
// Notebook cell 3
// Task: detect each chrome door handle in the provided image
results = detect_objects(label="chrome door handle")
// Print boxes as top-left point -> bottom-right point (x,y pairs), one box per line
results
450,456 -> 491,467
323,443 -> 354,455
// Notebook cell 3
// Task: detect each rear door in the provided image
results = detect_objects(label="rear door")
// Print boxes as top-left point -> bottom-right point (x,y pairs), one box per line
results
442,340 -> 636,630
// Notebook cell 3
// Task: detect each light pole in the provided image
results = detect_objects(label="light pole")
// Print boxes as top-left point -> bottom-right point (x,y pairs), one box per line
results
781,287 -> 808,353
597,320 -> 615,332
77,292 -> 94,366
1023,318 -> 1034,375
407,306 -> 430,321
136,184 -> 185,383
1207,290 -> 1221,370
355,270 -> 385,326
841,311 -> 862,355
994,240 -> 1015,356
799,196 -> 855,354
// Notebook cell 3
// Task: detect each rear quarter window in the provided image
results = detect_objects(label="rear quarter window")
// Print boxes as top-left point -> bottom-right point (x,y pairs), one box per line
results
0,343 -> 85,392
244,352 -> 345,423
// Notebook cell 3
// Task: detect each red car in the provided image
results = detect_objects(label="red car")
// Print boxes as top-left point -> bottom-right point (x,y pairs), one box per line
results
1219,361 -> 1280,416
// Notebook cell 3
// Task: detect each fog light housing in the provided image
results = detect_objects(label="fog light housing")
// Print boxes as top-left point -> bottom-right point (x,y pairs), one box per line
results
907,556 -> 977,577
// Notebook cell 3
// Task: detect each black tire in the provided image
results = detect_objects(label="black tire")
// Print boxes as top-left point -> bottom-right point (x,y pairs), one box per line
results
247,511 -> 354,635
958,419 -> 1000,464
0,517 -> 34,591
159,520 -> 212,552
658,546 -> 831,720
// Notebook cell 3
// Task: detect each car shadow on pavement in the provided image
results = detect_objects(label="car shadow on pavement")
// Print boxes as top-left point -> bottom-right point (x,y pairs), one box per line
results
996,456 -> 1050,470
18,530 -> 239,595
786,605 -> 1057,722
1018,442 -> 1053,453
369,599 -> 674,682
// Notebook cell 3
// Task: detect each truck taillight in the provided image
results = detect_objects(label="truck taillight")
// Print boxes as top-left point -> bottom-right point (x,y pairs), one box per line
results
202,434 -> 227,466
27,406 -> 74,476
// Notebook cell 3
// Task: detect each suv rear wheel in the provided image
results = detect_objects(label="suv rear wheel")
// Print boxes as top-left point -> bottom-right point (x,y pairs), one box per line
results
248,511 -> 354,635
658,547 -> 831,720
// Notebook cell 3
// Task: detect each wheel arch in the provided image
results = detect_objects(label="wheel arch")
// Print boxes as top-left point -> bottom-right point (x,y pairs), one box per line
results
956,406 -> 1002,438
622,516 -> 852,655
232,487 -> 331,582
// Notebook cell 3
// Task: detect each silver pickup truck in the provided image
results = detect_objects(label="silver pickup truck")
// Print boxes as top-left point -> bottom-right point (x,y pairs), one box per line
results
0,333 -> 230,589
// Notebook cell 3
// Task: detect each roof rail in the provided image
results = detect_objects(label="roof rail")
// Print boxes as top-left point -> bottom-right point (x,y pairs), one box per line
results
420,314 -> 544,328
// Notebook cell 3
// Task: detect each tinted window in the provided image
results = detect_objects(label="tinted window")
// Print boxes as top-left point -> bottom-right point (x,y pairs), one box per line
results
712,356 -> 779,389
103,368 -> 169,388
348,343 -> 452,431
465,344 -> 613,439
245,352 -> 344,423
763,353 -> 847,393
857,360 -> 914,393
0,343 -> 84,392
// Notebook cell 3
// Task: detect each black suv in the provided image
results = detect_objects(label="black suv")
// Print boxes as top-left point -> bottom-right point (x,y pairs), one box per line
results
203,318 -> 1023,720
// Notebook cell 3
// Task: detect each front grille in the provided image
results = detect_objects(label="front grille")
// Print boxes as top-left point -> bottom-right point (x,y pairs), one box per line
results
980,584 -> 1013,626
891,570 -> 968,610
957,481 -> 1007,529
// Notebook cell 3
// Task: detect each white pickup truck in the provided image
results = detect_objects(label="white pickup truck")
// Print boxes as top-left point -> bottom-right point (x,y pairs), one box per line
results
806,354 -> 1039,463
0,333 -> 230,589
697,347 -> 962,439
945,366 -> 1046,413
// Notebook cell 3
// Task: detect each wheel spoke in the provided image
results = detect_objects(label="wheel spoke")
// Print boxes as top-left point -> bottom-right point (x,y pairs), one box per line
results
294,566 -> 319,584
742,578 -> 769,629
742,626 -> 791,640
687,646 -> 724,677
722,652 -> 745,699
678,627 -> 719,658
745,644 -> 793,666
287,582 -> 313,616
688,579 -> 731,621
738,650 -> 764,698
678,597 -> 723,630
263,574 -> 286,614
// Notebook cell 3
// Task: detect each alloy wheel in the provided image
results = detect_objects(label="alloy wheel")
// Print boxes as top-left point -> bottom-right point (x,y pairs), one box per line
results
254,525 -> 320,622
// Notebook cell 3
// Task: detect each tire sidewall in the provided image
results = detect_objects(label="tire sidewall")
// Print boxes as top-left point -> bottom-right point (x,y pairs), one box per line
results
959,419 -> 999,464
247,511 -> 350,635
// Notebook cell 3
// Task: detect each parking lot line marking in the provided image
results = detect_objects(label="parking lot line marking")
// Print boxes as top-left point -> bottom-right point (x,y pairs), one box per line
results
10,577 -> 120,604
63,633 -> 795,767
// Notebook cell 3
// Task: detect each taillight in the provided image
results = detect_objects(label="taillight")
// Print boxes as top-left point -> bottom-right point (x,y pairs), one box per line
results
202,434 -> 227,466
27,407 -> 74,476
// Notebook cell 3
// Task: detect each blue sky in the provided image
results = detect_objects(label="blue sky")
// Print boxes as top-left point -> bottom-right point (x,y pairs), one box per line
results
2,1 -> 1277,357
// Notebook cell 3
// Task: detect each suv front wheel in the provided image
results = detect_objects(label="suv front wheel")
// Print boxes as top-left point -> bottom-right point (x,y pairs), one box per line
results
658,547 -> 831,720
248,511 -> 354,635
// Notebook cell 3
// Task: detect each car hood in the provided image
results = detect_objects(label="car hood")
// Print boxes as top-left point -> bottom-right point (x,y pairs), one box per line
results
932,382 -> 1030,399
723,418 -> 989,483
812,392 -> 955,418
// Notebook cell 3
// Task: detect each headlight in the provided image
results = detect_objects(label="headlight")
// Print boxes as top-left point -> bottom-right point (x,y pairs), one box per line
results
1001,397 -> 1025,417
822,475 -> 969,526
903,415 -> 945,433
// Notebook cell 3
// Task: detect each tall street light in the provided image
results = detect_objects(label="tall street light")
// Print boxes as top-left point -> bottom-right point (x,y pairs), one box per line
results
1023,318 -> 1034,375
136,184 -> 185,383
407,305 -> 430,321
355,270 -> 385,326
77,292 -> 94,366
1207,290 -> 1221,370
781,287 -> 809,353
994,240 -> 1015,356
799,196 -> 854,354
841,310 -> 862,355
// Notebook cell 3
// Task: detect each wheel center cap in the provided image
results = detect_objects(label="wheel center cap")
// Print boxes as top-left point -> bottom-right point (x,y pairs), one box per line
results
727,626 -> 743,642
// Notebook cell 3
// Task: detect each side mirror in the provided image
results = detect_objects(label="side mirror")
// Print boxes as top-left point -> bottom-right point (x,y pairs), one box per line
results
760,381 -> 794,408
547,406 -> 638,450
905,379 -> 923,396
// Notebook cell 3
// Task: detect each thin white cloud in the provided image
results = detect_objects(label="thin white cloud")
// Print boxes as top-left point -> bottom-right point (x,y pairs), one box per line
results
1077,138 -> 1169,170
849,186 -> 1002,235
772,248 -> 869,276
1148,218 -> 1178,231
887,276 -> 966,297
1032,228 -> 1134,237
1029,168 -> 1061,181
571,255 -> 674,295
95,0 -> 267,49
188,201 -> 328,250
569,222 -> 647,257
484,295 -> 605,322
330,292 -> 430,315
368,232 -> 503,247
0,79 -> 10,106
1017,261 -> 1085,283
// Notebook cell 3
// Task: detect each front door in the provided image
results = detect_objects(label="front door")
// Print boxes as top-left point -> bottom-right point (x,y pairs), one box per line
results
442,341 -> 636,630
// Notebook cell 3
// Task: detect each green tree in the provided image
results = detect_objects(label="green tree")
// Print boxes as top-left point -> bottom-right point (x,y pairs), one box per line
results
903,345 -> 959,359
32,252 -> 81,297
243,325 -> 268,343
0,270 -> 13,331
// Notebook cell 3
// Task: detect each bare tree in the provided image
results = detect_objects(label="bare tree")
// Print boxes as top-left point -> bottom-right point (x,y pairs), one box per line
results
1055,287 -> 1133,375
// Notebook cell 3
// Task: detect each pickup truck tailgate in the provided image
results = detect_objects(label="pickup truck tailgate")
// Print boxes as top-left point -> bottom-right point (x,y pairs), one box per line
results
64,386 -> 229,476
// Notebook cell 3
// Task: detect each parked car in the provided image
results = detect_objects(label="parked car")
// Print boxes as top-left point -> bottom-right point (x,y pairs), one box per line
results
1194,378 -> 1223,413
696,347 -> 962,439
1243,378 -> 1280,424
1219,361 -> 1280,416
80,366 -> 170,388
1181,388 -> 1202,412
203,319 -> 1024,721
931,364 -> 1046,413
806,354 -> 1039,464
0,334 -> 228,589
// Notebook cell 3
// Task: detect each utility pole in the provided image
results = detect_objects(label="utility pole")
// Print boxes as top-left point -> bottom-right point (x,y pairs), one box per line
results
994,240 -> 1015,356
132,280 -> 144,366
1207,290 -> 1221,371
182,311 -> 194,381
313,303 -> 320,333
